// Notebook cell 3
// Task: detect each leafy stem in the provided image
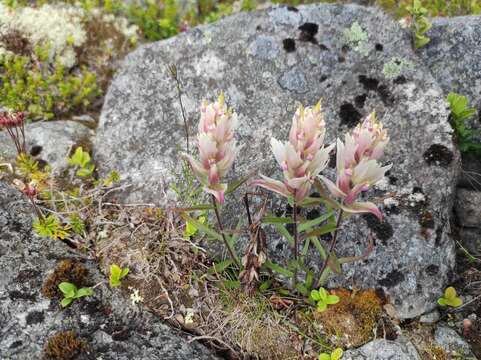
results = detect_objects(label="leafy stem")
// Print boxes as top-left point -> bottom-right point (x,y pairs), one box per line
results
211,194 -> 240,267
317,209 -> 344,287
292,199 -> 299,290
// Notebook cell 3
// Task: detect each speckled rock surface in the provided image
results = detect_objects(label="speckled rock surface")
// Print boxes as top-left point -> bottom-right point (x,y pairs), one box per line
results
0,120 -> 93,174
419,16 -> 481,110
455,189 -> 481,228
95,4 -> 460,319
343,338 -> 421,359
0,182 -> 218,359
434,325 -> 474,358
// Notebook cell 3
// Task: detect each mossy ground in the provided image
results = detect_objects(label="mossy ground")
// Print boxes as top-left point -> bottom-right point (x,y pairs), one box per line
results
43,330 -> 87,360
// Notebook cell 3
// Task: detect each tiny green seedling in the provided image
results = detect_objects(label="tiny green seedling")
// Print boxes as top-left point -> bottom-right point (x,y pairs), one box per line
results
438,286 -> 462,308
310,287 -> 340,312
183,214 -> 206,239
109,264 -> 129,288
408,0 -> 432,48
319,348 -> 343,360
68,147 -> 95,178
58,282 -> 93,307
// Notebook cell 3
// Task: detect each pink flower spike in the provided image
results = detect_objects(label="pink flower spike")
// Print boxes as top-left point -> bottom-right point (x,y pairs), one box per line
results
341,201 -> 383,221
252,175 -> 290,199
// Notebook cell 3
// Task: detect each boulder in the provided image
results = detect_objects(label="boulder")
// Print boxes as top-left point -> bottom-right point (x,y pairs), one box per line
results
0,120 -> 93,174
343,338 -> 421,359
419,16 -> 481,110
95,4 -> 460,318
455,189 -> 481,228
0,182 -> 218,359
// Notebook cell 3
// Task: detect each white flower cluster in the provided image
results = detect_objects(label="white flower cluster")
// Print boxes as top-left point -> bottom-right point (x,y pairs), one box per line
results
0,3 -> 87,68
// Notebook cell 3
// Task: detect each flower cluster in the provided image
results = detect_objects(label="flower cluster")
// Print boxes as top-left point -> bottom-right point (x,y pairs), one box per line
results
320,112 -> 391,220
183,93 -> 239,204
253,102 -> 334,202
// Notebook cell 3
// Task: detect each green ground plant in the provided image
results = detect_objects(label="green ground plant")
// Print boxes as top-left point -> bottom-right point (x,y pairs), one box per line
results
407,0 -> 433,48
319,348 -> 343,360
447,92 -> 481,155
310,287 -> 340,312
58,281 -> 94,307
68,147 -> 96,178
109,264 -> 129,287
438,286 -> 463,307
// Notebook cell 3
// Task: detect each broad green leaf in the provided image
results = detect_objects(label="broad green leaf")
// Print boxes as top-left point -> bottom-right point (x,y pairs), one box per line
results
327,253 -> 343,275
259,279 -> 272,292
181,213 -> 223,241
318,287 -> 328,301
310,289 -> 320,301
331,348 -> 343,360
110,264 -> 121,278
326,294 -> 340,305
317,301 -> 327,312
76,287 -> 93,298
61,297 -> 73,307
446,297 -> 462,307
445,286 -> 457,299
319,354 -> 331,360
437,298 -> 447,306
58,282 -> 76,297
208,259 -> 234,275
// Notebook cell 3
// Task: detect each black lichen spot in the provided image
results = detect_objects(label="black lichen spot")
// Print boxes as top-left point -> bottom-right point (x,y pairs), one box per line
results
26,311 -> 45,325
388,175 -> 398,185
378,270 -> 405,287
355,93 -> 367,108
419,211 -> 435,229
37,159 -> 48,170
328,150 -> 337,168
423,144 -> 453,167
298,22 -> 318,43
319,44 -> 329,51
30,145 -> 42,156
377,84 -> 393,105
9,340 -> 22,349
363,214 -> 394,245
358,75 -> 379,91
283,38 -> 296,53
9,290 -> 36,301
320,75 -> 328,83
435,225 -> 443,246
375,43 -> 383,51
256,25 -> 262,31
339,103 -> 362,128
425,264 -> 439,276
287,5 -> 299,12
393,75 -> 407,85
412,186 -> 423,194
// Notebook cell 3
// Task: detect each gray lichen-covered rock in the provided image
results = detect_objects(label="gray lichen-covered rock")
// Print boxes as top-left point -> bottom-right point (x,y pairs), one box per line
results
419,16 -> 481,110
0,182 -> 218,359
455,189 -> 481,228
95,4 -> 460,318
434,325 -> 474,358
343,338 -> 421,359
457,227 -> 481,255
0,120 -> 93,174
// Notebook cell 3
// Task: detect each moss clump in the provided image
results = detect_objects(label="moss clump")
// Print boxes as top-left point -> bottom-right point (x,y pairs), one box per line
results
43,330 -> 86,360
314,288 -> 383,347
42,260 -> 89,299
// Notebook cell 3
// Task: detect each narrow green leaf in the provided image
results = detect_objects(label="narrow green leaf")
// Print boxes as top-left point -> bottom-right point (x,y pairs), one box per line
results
225,173 -> 253,194
61,297 -> 73,307
208,259 -> 234,275
259,279 -> 272,292
298,212 -> 333,232
273,223 -> 294,247
263,260 -> 293,277
222,280 -> 241,290
261,216 -> 294,224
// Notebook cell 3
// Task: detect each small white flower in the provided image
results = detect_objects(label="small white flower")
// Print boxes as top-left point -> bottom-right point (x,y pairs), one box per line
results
130,288 -> 143,305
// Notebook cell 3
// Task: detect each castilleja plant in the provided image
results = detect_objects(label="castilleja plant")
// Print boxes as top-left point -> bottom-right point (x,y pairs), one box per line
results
253,107 -> 391,291
253,102 -> 334,287
183,93 -> 241,266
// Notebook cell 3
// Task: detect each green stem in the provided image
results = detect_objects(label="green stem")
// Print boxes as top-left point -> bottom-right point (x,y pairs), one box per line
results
292,200 -> 298,290
211,195 -> 240,267
317,209 -> 343,287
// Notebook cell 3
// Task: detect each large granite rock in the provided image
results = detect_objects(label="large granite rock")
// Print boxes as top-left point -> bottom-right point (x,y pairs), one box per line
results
343,338 -> 421,359
434,325 -> 475,358
95,4 -> 460,319
0,120 -> 93,174
419,16 -> 481,110
0,182 -> 218,359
